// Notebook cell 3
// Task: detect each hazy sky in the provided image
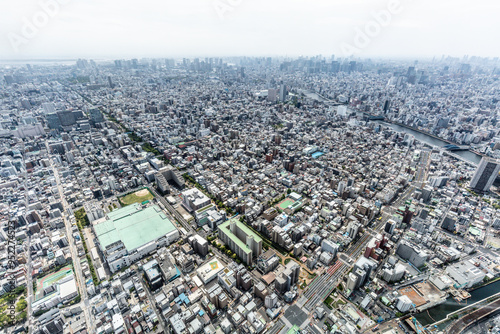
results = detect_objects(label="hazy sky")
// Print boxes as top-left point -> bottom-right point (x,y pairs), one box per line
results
1,0 -> 499,60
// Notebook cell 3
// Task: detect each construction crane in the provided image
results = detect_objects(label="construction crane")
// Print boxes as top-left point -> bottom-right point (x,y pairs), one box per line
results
410,315 -> 425,334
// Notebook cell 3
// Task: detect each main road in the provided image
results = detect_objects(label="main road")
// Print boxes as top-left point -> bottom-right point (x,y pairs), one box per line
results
150,187 -> 194,234
301,261 -> 349,311
45,141 -> 94,333
25,236 -> 33,334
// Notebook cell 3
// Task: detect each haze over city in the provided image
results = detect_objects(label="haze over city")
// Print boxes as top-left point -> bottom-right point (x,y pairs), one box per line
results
2,0 -> 500,59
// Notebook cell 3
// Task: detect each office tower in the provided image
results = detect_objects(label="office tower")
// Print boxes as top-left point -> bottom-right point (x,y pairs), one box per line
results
46,113 -> 62,130
382,264 -> 405,283
57,110 -> 77,126
108,76 -> 114,88
353,257 -> 377,288
90,108 -> 104,125
384,221 -> 395,234
469,157 -> 500,192
267,89 -> 277,102
337,180 -> 346,195
279,84 -> 287,101
346,272 -> 358,291
383,100 -> 390,113
4,75 -> 15,85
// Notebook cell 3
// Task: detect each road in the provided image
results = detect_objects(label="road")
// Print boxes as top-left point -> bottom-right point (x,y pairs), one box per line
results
140,278 -> 166,332
301,261 -> 349,311
46,140 -> 94,333
266,319 -> 285,334
150,187 -> 193,234
298,149 -> 431,314
25,236 -> 33,334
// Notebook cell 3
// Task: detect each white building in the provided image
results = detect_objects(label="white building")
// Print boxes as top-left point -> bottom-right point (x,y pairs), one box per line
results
446,260 -> 486,289
265,293 -> 278,309
181,188 -> 211,212
197,257 -> 225,285
395,295 -> 413,312
382,264 -> 406,283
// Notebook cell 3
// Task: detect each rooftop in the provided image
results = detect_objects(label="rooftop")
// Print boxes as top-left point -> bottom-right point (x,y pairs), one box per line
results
94,203 -> 177,252
218,217 -> 262,254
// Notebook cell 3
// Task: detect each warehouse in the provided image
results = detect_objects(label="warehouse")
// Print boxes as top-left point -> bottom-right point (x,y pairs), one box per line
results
94,203 -> 179,273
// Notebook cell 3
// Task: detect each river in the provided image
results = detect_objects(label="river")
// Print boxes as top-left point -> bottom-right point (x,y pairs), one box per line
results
415,279 -> 500,327
373,121 -> 482,165
300,91 -> 482,165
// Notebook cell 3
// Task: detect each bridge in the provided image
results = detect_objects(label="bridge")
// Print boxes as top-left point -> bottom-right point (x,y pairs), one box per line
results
447,297 -> 500,334
443,144 -> 469,151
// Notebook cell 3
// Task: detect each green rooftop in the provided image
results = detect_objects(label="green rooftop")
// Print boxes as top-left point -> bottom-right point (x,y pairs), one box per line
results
94,203 -> 177,252
469,226 -> 481,236
218,217 -> 262,254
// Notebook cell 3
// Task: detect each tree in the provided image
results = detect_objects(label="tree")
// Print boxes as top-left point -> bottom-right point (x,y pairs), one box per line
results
16,298 -> 27,312
287,189 -> 292,194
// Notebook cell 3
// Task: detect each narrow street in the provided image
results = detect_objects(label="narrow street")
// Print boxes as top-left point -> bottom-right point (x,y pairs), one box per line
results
45,141 -> 94,333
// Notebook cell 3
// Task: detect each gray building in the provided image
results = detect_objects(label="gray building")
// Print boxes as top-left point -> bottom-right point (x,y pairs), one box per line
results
396,240 -> 428,268
469,157 -> 500,192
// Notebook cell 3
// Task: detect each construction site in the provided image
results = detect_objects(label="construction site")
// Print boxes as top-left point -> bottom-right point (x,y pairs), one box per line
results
398,281 -> 447,311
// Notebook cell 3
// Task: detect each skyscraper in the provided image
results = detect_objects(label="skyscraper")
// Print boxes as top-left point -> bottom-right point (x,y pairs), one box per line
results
279,84 -> 287,102
469,157 -> 500,192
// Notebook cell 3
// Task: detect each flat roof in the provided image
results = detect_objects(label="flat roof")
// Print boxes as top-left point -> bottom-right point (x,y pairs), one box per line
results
197,257 -> 225,282
95,203 -> 177,252
218,217 -> 262,254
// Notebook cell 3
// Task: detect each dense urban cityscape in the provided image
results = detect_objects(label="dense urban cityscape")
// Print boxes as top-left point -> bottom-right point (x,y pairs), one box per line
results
0,55 -> 500,334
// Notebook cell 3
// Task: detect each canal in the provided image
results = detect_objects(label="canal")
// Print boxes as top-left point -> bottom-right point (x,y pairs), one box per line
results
415,279 -> 500,327
373,121 -> 482,165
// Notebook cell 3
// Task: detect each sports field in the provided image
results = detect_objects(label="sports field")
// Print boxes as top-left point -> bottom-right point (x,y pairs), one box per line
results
277,198 -> 295,210
35,265 -> 74,301
119,188 -> 154,206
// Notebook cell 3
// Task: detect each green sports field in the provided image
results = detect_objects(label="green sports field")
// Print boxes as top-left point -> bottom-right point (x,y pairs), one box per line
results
35,265 -> 74,301
277,198 -> 295,210
118,188 -> 154,206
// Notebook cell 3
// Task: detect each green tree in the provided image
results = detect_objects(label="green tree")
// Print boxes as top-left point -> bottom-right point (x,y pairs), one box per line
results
16,298 -> 27,312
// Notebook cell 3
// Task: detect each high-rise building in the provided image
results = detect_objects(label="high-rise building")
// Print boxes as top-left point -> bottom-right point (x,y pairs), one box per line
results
337,180 -> 346,195
89,108 -> 104,125
46,113 -> 62,130
353,257 -> 377,288
346,272 -> 358,292
469,157 -> 500,192
396,241 -> 428,268
268,89 -> 277,102
265,293 -> 278,309
218,218 -> 263,265
382,263 -> 405,283
279,84 -> 287,101
42,102 -> 56,114
57,110 -> 77,127
384,221 -> 395,234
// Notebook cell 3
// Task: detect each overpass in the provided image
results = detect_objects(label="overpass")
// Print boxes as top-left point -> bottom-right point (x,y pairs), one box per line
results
447,297 -> 500,334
